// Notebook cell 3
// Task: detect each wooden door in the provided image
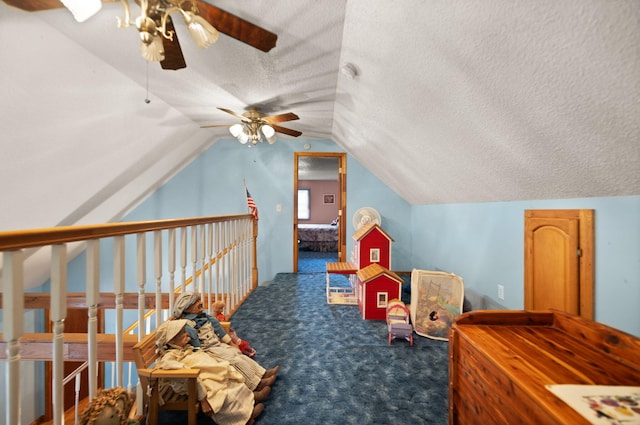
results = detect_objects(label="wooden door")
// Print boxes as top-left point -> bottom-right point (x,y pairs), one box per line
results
524,209 -> 594,319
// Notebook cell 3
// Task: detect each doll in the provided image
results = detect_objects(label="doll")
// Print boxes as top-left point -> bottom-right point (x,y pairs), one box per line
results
212,301 -> 257,358
211,300 -> 228,322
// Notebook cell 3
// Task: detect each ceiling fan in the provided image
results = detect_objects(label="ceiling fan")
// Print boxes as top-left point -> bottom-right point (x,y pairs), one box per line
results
201,107 -> 302,145
2,0 -> 278,70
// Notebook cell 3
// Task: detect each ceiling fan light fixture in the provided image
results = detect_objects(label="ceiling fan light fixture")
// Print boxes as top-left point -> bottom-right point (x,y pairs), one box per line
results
184,12 -> 219,48
140,35 -> 165,62
230,123 -> 252,144
216,107 -> 300,146
261,124 -> 275,138
61,0 -> 102,23
238,131 -> 250,144
229,124 -> 244,138
113,1 -> 277,68
136,15 -> 158,43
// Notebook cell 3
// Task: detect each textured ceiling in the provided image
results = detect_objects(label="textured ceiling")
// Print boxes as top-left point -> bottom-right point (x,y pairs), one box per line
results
1,0 -> 639,233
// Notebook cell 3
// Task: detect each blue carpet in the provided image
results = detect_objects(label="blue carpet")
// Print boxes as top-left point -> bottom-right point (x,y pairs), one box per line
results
159,272 -> 449,425
297,250 -> 338,273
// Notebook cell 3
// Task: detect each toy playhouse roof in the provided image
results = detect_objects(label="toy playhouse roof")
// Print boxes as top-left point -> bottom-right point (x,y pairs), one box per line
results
352,223 -> 394,242
356,263 -> 403,284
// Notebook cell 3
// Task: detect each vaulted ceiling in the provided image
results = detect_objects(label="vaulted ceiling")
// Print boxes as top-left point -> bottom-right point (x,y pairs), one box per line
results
2,0 -> 639,232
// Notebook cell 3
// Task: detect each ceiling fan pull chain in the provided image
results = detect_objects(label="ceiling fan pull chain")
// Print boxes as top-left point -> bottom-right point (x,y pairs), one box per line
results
144,61 -> 151,104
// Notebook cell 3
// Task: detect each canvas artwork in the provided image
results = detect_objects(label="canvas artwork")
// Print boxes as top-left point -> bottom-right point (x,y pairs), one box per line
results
546,385 -> 640,424
410,269 -> 464,341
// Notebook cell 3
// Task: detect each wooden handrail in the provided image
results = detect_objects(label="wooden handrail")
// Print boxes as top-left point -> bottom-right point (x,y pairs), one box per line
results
0,332 -> 139,361
0,213 -> 258,425
0,214 -> 251,250
0,293 -> 172,309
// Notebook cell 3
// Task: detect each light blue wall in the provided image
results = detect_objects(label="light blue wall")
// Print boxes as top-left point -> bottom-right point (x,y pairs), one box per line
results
411,196 -> 640,336
345,155 -> 413,270
120,139 -> 640,336
123,139 -> 413,284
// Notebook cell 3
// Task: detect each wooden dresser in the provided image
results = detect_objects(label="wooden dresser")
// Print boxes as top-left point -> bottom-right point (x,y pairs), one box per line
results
448,310 -> 640,425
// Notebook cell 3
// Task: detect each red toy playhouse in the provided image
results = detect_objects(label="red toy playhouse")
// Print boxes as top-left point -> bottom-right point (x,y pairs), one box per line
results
326,222 -> 395,305
356,263 -> 403,320
351,222 -> 393,270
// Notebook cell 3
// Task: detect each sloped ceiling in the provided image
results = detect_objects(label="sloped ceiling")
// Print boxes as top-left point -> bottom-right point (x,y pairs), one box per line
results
1,0 -> 639,232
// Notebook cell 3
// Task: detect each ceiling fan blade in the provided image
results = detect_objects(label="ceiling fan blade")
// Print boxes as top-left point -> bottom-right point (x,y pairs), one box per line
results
272,125 -> 302,138
2,0 -> 118,11
200,124 -> 235,129
2,0 -> 62,10
217,107 -> 250,122
262,112 -> 300,124
196,1 -> 277,52
160,16 -> 187,70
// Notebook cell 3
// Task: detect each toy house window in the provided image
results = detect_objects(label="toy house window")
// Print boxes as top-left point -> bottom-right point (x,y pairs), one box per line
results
377,292 -> 388,308
298,189 -> 310,220
370,248 -> 380,263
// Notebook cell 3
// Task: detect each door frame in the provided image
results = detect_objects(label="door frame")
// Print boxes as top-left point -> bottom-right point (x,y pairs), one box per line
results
293,152 -> 347,271
524,209 -> 594,319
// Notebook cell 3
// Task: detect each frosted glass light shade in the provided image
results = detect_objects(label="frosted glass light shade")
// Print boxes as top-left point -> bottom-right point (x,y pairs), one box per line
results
184,13 -> 219,48
261,124 -> 275,138
140,36 -> 165,62
230,124 -> 244,138
61,0 -> 102,23
238,132 -> 250,144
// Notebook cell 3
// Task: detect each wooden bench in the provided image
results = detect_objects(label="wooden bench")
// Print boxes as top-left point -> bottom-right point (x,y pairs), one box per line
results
132,321 -> 230,425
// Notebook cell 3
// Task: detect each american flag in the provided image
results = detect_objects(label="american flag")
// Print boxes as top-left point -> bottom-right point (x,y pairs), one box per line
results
246,188 -> 259,221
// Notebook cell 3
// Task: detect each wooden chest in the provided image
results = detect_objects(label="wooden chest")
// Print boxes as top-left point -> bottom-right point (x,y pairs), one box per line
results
448,310 -> 640,425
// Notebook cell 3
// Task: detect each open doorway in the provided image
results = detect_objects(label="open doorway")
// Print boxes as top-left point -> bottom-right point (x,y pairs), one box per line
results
293,152 -> 347,272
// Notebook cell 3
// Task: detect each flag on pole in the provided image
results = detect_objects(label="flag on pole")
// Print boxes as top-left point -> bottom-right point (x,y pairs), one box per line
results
246,187 -> 259,221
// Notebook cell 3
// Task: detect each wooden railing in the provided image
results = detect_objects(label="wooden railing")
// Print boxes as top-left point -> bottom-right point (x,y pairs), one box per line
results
0,214 -> 258,425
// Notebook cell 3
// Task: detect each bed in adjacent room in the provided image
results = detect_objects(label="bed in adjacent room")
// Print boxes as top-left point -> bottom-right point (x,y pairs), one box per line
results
298,224 -> 338,252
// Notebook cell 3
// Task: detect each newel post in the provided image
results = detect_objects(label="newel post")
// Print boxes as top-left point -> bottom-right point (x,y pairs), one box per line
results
252,218 -> 258,289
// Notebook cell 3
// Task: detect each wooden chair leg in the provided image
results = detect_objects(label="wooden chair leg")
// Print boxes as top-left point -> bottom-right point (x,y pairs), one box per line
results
148,379 -> 160,425
187,378 -> 198,425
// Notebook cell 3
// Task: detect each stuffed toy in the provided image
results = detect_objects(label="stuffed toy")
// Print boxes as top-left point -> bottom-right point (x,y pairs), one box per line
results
79,387 -> 138,425
212,301 -> 257,358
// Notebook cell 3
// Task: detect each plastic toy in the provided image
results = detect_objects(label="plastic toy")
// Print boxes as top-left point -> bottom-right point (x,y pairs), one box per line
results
386,299 -> 413,345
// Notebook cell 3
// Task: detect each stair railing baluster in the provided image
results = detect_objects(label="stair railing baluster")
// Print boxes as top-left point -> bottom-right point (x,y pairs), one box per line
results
3,251 -> 24,425
114,235 -> 126,388
154,231 -> 162,328
168,228 -> 176,314
86,239 -> 100,397
51,244 -> 67,425
180,227 -> 188,291
136,234 -> 146,339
